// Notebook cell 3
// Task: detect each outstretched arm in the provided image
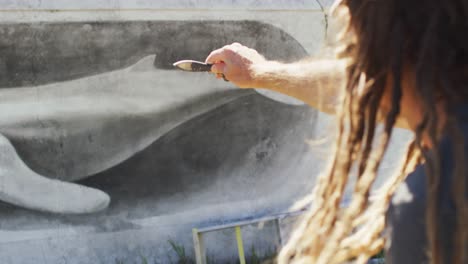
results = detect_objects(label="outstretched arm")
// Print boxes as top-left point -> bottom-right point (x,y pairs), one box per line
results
205,43 -> 345,115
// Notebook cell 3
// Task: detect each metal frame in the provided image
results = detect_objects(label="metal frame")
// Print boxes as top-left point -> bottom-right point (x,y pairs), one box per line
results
192,210 -> 304,264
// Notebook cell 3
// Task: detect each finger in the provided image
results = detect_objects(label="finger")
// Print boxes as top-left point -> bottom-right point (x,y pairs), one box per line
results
229,42 -> 243,51
210,62 -> 226,74
205,48 -> 227,64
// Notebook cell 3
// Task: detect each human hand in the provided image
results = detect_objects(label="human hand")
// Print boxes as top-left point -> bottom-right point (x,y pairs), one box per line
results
205,43 -> 267,88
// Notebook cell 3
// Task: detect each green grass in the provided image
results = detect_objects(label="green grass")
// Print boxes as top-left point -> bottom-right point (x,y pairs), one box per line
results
168,240 -> 277,264
113,240 -> 279,264
139,255 -> 149,264
168,239 -> 195,264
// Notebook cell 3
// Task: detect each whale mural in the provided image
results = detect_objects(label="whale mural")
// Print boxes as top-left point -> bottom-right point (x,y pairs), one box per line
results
0,16 -> 328,263
0,20 -> 315,216
0,54 -> 260,214
0,4 -> 413,262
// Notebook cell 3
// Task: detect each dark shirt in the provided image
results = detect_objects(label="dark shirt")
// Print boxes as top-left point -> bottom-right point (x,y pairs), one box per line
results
385,106 -> 468,264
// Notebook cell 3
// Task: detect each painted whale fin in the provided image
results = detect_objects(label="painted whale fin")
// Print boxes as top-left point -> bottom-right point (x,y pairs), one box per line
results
129,54 -> 157,72
0,133 -> 110,214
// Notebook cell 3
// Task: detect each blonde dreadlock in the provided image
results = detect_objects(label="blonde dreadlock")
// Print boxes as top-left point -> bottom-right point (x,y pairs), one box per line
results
278,0 -> 468,263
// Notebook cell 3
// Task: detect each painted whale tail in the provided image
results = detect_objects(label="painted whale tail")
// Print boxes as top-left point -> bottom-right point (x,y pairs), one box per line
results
0,133 -> 110,214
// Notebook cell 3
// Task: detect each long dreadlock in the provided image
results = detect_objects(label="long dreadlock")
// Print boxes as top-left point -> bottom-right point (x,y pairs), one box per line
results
278,0 -> 468,263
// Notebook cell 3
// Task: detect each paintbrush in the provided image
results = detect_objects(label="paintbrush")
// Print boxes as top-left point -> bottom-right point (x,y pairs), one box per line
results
173,60 -> 228,81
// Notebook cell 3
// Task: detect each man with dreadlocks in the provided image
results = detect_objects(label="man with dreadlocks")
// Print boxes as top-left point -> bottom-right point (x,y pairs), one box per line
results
205,0 -> 467,263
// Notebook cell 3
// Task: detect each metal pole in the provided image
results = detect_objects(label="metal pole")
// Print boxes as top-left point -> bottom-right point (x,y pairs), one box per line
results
192,228 -> 206,264
235,226 -> 246,264
275,218 -> 283,246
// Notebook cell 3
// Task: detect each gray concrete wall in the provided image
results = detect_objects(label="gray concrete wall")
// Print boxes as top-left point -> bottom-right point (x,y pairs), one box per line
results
0,3 -> 328,263
0,1 -> 411,263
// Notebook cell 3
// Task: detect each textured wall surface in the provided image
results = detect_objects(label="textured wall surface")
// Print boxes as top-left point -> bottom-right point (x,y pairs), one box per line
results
0,1 -> 410,263
0,21 -> 307,88
0,0 -> 337,10
0,6 -> 325,262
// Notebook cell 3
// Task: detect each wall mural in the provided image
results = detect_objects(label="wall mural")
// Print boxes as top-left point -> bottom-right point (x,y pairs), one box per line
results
0,20 -> 316,215
0,16 -> 413,264
0,20 -> 320,262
